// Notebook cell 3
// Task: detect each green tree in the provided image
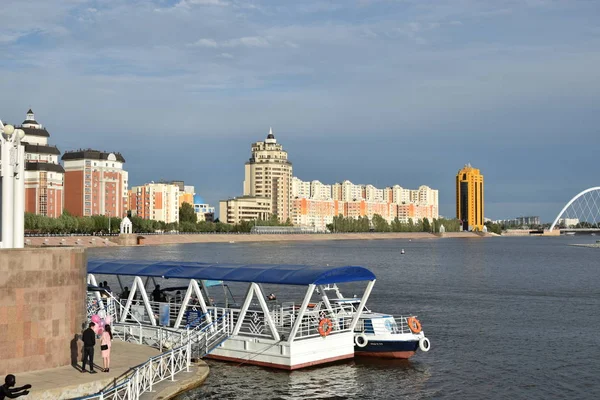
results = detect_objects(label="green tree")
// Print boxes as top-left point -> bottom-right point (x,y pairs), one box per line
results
485,221 -> 503,234
422,218 -> 431,232
179,202 -> 197,224
372,214 -> 390,232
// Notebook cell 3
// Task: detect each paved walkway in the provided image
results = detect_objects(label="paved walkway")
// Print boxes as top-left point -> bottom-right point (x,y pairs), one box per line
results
140,361 -> 209,400
18,341 -> 159,399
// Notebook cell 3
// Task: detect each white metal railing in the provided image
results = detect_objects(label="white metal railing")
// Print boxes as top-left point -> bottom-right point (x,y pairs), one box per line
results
274,303 -> 354,339
79,293 -> 234,400
77,341 -> 192,400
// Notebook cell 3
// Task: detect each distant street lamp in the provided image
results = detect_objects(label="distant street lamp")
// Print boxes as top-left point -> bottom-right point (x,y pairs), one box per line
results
0,120 -> 26,249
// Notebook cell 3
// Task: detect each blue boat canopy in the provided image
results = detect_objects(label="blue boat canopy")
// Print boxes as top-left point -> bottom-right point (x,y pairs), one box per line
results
87,259 -> 376,286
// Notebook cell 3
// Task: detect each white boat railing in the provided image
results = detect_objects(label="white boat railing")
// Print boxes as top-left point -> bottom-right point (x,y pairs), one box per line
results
286,303 -> 354,339
354,315 -> 417,335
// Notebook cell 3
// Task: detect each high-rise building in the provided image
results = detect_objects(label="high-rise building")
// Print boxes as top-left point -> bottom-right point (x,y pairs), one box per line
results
128,183 -> 179,223
243,128 -> 292,222
456,164 -> 484,231
18,109 -> 65,217
62,150 -> 128,217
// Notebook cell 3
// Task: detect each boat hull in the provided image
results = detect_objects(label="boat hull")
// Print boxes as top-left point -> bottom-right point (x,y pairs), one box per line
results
206,353 -> 354,370
208,332 -> 356,370
354,339 -> 419,359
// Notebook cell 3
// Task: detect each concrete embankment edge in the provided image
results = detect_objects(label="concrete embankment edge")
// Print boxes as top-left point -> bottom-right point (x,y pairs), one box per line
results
25,231 -> 491,248
149,360 -> 209,400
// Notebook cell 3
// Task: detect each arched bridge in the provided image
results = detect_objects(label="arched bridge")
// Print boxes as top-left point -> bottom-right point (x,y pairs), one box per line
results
549,187 -> 600,232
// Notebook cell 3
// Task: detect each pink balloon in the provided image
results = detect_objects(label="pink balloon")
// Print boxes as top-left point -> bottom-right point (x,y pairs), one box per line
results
104,315 -> 112,325
91,314 -> 101,324
97,328 -> 104,335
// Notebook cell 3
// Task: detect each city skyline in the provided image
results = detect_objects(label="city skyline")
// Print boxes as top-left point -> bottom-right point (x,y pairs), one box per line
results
1,1 -> 598,222
1,107 -> 586,223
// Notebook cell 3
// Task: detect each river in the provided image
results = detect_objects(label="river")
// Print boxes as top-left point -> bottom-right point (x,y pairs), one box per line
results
89,235 -> 600,399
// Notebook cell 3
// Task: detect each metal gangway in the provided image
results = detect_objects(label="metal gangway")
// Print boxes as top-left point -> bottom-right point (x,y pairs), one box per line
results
88,291 -> 232,360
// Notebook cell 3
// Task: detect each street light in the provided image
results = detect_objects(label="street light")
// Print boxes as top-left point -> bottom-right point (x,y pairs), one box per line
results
0,120 -> 26,249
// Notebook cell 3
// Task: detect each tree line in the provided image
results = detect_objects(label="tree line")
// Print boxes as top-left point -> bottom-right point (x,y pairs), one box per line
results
24,203 -> 471,235
24,203 -> 294,234
326,215 -> 463,233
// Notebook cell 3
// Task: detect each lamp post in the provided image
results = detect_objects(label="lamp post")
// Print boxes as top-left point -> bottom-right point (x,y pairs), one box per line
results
0,120 -> 26,249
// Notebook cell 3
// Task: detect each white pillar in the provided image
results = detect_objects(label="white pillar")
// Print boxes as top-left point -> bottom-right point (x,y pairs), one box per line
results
12,142 -> 24,248
1,139 -> 14,249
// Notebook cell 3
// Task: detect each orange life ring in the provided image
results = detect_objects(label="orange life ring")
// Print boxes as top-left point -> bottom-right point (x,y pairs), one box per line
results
318,318 -> 333,337
407,317 -> 422,334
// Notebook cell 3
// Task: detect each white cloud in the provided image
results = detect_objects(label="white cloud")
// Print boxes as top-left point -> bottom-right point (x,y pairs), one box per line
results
176,0 -> 229,8
189,38 -> 219,47
188,36 -> 271,48
225,36 -> 270,47
219,52 -> 234,58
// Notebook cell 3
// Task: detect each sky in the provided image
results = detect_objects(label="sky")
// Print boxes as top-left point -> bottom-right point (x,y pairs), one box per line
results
1,0 -> 599,222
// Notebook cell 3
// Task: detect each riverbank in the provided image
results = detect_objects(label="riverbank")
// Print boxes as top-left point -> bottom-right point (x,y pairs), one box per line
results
25,231 -> 489,248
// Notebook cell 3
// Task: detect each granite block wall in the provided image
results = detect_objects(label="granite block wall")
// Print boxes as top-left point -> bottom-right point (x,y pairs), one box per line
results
0,247 -> 87,375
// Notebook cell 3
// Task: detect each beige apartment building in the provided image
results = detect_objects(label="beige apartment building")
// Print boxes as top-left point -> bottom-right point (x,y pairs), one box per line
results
128,182 -> 179,224
242,128 -> 293,222
219,196 -> 271,224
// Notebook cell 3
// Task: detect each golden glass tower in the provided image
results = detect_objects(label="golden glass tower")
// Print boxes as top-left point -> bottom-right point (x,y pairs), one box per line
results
456,164 -> 484,231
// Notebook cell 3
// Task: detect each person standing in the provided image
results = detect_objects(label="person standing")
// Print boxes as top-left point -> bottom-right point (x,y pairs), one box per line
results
120,287 -> 130,300
101,324 -> 113,373
81,322 -> 97,373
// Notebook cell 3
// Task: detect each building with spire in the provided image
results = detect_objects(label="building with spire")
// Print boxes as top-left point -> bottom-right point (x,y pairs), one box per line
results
456,163 -> 484,231
220,128 -> 293,224
243,128 -> 293,222
18,109 -> 65,218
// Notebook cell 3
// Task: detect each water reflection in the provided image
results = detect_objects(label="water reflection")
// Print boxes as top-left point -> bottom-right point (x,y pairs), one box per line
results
181,358 -> 433,400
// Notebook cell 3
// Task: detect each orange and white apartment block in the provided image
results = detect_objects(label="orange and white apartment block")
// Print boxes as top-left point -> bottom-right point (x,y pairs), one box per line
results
62,150 -> 128,217
292,177 -> 439,231
128,183 -> 179,224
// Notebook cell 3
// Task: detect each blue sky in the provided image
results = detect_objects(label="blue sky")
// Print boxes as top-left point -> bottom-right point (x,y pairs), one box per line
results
1,0 -> 599,221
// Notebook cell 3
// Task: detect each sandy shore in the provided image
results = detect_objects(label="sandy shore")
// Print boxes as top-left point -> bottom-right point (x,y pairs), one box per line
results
25,231 -> 488,248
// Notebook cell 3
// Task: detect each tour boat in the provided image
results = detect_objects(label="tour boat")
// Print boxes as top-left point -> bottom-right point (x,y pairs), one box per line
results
86,259 -> 378,370
323,286 -> 431,359
353,308 -> 430,358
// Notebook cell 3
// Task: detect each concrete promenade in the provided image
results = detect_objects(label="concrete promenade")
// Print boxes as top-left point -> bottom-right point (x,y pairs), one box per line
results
140,361 -> 209,400
25,231 -> 487,248
19,341 -> 159,399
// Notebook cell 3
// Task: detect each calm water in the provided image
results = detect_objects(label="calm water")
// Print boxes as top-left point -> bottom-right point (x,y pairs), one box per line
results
89,235 -> 600,399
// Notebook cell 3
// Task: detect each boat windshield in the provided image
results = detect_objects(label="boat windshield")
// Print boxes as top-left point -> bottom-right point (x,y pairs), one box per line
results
330,298 -> 370,312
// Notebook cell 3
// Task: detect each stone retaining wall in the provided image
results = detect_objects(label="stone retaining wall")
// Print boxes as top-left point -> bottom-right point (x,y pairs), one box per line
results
0,247 -> 87,375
